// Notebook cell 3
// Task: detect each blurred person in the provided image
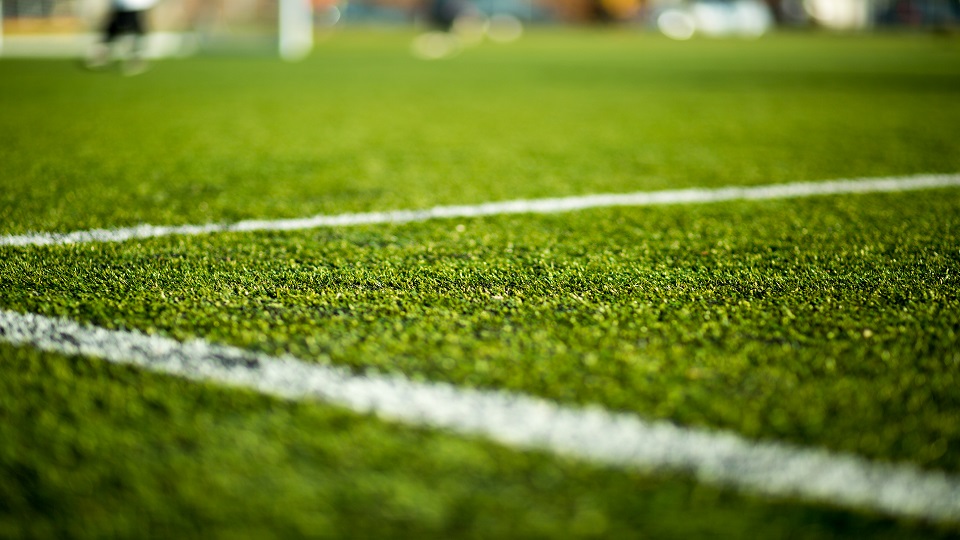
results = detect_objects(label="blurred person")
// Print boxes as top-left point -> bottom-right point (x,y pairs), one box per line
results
86,0 -> 161,74
412,0 -> 483,59
426,0 -> 478,31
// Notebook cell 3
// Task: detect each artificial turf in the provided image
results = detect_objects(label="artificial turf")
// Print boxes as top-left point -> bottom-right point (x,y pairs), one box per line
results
2,28 -> 960,537
3,189 -> 959,471
2,31 -> 960,235
6,343 -> 956,539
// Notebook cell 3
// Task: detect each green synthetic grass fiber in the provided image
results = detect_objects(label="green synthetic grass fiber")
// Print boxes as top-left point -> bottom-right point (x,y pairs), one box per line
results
2,29 -> 960,537
2,31 -> 960,234
5,190 -> 960,471
5,343 -> 953,539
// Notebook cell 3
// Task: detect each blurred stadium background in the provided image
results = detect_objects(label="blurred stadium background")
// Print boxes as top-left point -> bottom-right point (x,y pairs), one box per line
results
1,0 -> 958,60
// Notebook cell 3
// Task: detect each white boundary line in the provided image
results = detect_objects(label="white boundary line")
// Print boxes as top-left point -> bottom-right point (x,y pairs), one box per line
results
3,173 -> 959,247
2,308 -> 959,523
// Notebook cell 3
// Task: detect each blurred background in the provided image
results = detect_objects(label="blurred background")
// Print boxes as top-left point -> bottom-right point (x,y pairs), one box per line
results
1,0 -> 959,59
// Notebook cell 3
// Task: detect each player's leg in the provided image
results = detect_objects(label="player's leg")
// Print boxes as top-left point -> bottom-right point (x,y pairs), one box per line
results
123,10 -> 150,75
86,7 -> 123,69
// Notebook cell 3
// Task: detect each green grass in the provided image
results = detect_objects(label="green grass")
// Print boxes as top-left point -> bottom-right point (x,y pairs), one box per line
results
2,29 -> 960,537
6,343 -> 950,539
2,31 -> 959,235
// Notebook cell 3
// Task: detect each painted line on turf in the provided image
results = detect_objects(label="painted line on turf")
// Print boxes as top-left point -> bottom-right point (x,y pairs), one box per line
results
2,308 -> 959,523
2,173 -> 959,247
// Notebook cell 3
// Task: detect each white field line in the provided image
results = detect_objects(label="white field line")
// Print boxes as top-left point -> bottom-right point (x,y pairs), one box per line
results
2,308 -> 959,523
3,173 -> 959,248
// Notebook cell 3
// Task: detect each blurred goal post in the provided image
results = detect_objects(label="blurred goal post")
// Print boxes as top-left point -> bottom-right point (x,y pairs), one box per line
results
0,0 -> 314,60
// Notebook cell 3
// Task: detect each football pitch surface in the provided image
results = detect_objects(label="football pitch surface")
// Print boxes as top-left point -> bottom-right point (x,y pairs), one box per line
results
2,29 -> 960,537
